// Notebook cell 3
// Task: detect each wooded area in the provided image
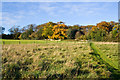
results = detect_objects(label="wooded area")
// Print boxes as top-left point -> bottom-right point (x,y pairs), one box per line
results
1,21 -> 120,42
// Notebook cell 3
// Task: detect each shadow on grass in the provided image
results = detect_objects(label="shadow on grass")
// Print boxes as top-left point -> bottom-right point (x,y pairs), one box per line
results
46,60 -> 90,79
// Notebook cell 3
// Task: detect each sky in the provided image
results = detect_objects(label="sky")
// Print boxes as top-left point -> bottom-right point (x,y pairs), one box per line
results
2,2 -> 118,34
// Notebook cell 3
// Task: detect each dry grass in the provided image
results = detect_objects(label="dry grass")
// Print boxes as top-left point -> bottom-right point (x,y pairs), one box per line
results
2,42 -> 113,79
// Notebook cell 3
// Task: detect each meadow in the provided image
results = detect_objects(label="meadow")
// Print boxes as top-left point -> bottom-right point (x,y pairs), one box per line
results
1,39 -> 79,44
1,40 -> 119,79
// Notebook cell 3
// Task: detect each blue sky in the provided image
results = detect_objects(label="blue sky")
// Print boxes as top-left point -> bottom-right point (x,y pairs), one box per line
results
2,2 -> 118,34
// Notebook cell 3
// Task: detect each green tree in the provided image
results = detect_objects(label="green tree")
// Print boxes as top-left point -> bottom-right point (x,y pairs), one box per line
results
87,28 -> 107,41
0,26 -> 5,34
66,28 -> 78,39
29,27 -> 44,40
8,26 -> 21,39
19,24 -> 34,40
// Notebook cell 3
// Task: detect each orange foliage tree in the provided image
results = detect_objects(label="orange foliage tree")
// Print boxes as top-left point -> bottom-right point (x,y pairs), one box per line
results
96,21 -> 114,32
51,22 -> 68,39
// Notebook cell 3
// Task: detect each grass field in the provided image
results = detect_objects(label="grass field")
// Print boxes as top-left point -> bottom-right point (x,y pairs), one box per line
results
1,39 -> 82,44
2,39 -> 61,44
1,40 -> 119,79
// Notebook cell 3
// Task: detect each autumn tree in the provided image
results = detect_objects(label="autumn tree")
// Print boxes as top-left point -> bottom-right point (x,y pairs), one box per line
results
51,22 -> 68,39
105,24 -> 119,42
42,22 -> 56,39
88,21 -> 118,41
96,21 -> 115,32
3,20 -> 119,41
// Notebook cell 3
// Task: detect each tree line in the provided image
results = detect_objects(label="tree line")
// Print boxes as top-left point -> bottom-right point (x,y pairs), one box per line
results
1,21 -> 120,42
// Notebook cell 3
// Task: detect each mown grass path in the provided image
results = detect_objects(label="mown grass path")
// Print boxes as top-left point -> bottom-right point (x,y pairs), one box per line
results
89,42 -> 119,70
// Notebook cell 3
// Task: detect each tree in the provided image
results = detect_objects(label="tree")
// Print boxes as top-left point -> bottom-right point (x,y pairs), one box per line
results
108,24 -> 119,42
42,22 -> 56,39
9,26 -> 20,34
112,24 -> 118,38
8,26 -> 21,39
66,28 -> 78,39
29,27 -> 44,40
0,26 -> 5,34
87,27 -> 107,41
67,25 -> 83,39
71,25 -> 81,29
96,21 -> 114,32
75,31 -> 84,39
19,24 -> 35,40
0,27 -> 5,39
51,22 -> 68,39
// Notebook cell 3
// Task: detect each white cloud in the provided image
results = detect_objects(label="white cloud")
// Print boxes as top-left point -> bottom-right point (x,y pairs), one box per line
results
2,16 -> 17,25
39,4 -> 56,12
38,3 -> 58,16
61,3 -> 111,16
2,12 -> 24,26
